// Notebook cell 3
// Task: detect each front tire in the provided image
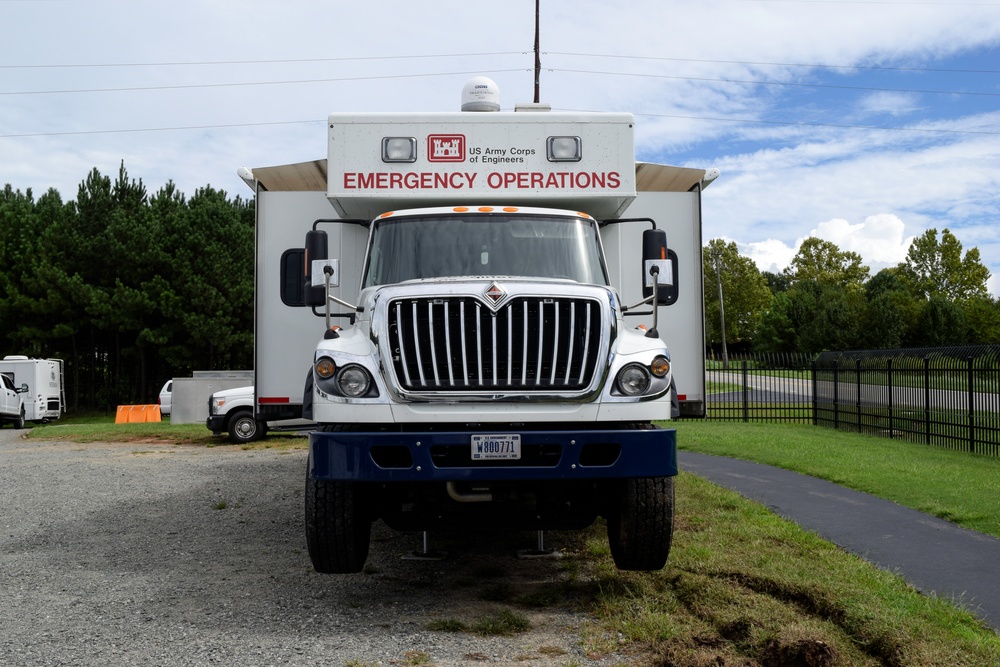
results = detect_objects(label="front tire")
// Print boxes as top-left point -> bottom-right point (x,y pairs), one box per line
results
14,408 -> 25,430
227,410 -> 263,443
607,476 -> 675,571
305,474 -> 371,573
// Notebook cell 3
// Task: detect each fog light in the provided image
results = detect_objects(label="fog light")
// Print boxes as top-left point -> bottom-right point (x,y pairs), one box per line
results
337,365 -> 371,397
617,364 -> 650,396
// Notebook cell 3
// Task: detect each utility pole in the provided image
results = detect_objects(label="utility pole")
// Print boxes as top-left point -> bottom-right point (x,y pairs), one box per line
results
534,0 -> 541,103
710,250 -> 729,370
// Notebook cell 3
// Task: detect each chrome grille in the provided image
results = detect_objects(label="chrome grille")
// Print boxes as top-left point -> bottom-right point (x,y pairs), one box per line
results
388,296 -> 603,392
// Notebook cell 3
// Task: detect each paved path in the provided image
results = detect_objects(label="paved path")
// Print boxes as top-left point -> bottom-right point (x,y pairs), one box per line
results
679,451 -> 1000,632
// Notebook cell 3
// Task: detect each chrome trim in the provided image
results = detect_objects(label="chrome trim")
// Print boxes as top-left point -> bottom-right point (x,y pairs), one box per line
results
374,281 -> 615,402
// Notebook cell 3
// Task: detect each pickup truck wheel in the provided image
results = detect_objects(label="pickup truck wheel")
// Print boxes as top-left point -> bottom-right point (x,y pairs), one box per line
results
305,474 -> 371,574
227,410 -> 262,443
13,408 -> 25,430
607,476 -> 674,571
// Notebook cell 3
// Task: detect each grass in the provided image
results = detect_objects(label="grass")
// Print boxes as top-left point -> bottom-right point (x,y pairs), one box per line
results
25,413 -> 308,450
672,420 -> 1000,538
582,473 -> 1000,665
470,609 -> 532,636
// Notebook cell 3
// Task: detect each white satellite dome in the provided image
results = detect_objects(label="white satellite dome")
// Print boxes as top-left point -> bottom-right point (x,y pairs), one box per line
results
461,76 -> 501,112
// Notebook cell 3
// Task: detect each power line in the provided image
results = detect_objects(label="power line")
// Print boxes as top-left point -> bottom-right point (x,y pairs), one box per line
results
547,52 -> 1000,75
4,109 -> 999,140
743,0 -> 1000,5
626,110 -> 1000,136
0,52 -> 525,70
4,64 -> 996,100
0,69 -> 526,97
0,119 -> 323,139
551,67 -> 1000,98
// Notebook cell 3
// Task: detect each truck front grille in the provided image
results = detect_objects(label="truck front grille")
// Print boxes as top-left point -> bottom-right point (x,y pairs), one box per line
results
388,296 -> 603,393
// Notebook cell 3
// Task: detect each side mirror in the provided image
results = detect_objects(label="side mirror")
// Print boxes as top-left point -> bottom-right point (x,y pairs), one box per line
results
641,229 -> 679,306
17,383 -> 28,394
304,230 -> 329,307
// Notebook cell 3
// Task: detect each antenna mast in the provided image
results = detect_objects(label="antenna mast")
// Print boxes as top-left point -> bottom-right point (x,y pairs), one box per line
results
533,0 -> 541,103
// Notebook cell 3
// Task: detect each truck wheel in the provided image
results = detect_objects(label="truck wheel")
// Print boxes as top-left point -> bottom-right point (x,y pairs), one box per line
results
14,408 -> 25,430
607,476 -> 674,571
305,474 -> 371,573
227,410 -> 262,443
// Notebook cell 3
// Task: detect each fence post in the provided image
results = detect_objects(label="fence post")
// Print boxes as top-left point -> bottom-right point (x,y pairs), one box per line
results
856,359 -> 862,433
833,362 -> 839,430
811,360 -> 818,426
887,357 -> 894,439
968,356 -> 975,454
741,360 -> 749,423
923,356 -> 931,445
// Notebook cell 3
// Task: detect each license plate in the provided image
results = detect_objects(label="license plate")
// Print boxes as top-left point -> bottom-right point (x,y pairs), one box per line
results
471,434 -> 521,461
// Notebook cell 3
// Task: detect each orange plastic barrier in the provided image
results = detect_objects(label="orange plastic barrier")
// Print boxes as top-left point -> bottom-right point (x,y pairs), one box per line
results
114,405 -> 162,423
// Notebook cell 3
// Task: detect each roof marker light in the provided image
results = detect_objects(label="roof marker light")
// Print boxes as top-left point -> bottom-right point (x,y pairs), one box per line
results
547,136 -> 582,162
382,137 -> 417,163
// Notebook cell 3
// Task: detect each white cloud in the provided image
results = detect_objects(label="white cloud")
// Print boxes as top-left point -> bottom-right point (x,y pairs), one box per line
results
737,214 -> 912,275
856,91 -> 922,118
742,239 -> 798,275
808,215 -> 914,269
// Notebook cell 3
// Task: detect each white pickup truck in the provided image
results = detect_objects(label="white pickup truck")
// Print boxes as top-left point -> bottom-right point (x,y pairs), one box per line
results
0,373 -> 26,429
206,386 -> 311,443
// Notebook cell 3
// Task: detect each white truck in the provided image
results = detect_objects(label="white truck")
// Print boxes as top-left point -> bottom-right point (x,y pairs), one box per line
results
248,86 -> 711,573
0,373 -> 25,429
0,356 -> 64,423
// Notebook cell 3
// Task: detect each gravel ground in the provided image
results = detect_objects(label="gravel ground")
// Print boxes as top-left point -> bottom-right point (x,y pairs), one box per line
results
0,428 -> 629,667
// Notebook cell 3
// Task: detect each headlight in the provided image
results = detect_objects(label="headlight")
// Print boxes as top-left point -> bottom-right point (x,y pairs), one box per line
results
315,357 -> 336,379
617,364 -> 651,396
337,365 -> 371,398
210,397 -> 225,415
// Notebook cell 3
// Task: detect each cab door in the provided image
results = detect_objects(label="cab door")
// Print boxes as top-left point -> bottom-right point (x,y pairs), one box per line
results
0,374 -> 16,417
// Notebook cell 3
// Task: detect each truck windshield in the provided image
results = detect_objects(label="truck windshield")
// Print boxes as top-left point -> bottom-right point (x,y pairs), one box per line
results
363,213 -> 608,288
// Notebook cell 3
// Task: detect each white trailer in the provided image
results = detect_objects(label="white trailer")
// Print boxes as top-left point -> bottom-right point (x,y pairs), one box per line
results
251,162 -> 709,423
247,93 -> 713,573
0,356 -> 64,422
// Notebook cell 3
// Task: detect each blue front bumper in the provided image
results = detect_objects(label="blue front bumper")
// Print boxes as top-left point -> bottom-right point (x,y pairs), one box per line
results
308,427 -> 677,482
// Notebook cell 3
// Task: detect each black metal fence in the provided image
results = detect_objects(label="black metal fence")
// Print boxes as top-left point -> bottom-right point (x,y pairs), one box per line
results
704,346 -> 1000,457
813,347 -> 1000,457
705,352 -> 815,423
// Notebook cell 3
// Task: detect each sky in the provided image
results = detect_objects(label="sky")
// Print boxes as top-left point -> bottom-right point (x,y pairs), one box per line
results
3,0 -> 1000,297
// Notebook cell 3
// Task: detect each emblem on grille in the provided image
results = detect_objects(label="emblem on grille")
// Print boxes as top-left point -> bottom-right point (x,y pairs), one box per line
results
484,281 -> 506,305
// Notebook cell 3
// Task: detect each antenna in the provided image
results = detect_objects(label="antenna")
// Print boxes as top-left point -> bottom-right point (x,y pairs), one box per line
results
533,0 -> 541,103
